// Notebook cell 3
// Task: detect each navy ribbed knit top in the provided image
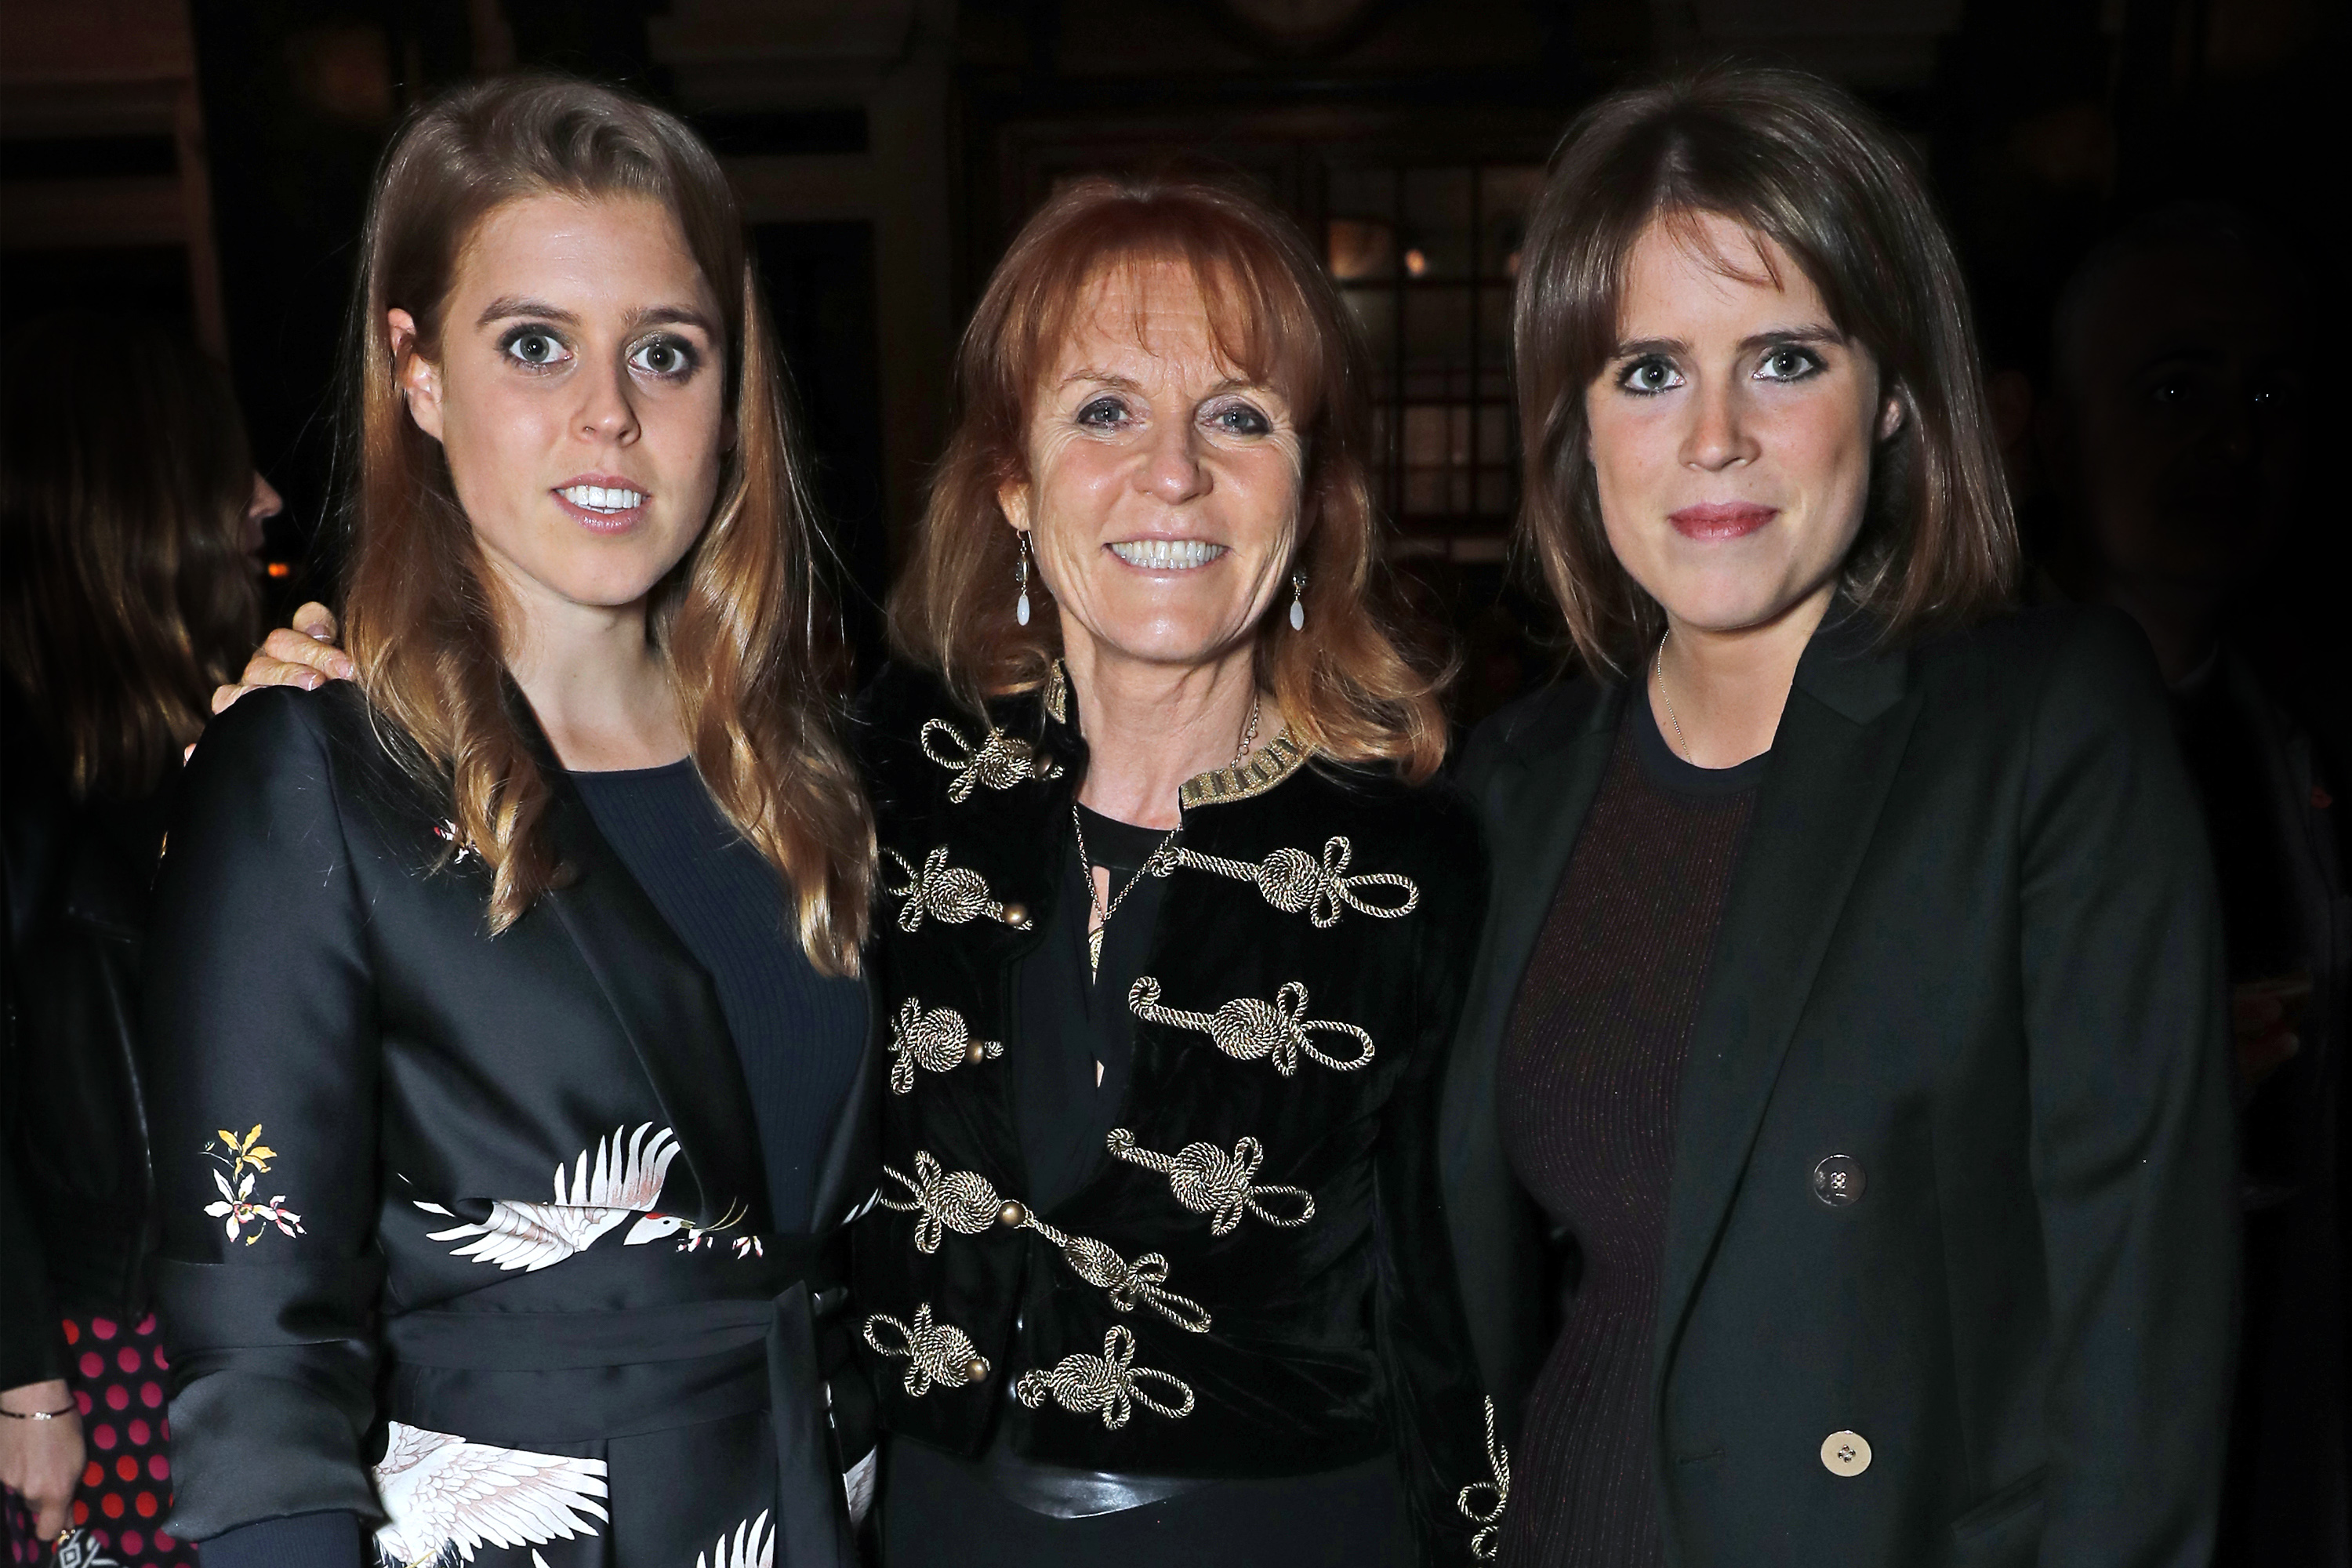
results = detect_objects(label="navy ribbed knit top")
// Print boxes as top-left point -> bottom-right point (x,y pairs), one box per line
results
572,759 -> 869,1233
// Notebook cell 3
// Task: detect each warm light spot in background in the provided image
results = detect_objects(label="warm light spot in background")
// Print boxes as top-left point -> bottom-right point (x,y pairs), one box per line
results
266,561 -> 292,578
1403,248 -> 1428,277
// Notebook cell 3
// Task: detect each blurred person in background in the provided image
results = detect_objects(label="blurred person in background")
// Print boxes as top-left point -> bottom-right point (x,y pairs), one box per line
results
1,310 -> 277,1566
2040,203 -> 2345,1567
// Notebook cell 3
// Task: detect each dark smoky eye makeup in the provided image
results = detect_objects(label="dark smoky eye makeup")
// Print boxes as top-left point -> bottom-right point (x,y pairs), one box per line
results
630,334 -> 702,378
1613,354 -> 1682,395
497,324 -> 570,368
1754,343 -> 1828,380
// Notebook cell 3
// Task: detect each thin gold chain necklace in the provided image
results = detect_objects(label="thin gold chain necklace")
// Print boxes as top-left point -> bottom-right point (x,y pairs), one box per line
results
1653,630 -> 1693,762
1072,694 -> 1262,982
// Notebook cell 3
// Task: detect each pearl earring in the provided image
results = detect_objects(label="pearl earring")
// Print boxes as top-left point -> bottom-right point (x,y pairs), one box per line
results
1015,533 -> 1033,627
1289,572 -> 1306,631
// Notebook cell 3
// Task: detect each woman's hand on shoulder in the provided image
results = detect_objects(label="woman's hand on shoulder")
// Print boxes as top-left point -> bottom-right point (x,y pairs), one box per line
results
211,603 -> 356,713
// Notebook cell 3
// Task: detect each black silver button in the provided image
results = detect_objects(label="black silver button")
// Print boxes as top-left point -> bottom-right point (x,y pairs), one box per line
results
1812,1154 -> 1865,1208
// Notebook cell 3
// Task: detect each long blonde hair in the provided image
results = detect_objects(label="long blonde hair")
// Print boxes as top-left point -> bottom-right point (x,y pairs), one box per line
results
343,74 -> 872,971
889,176 -> 1449,783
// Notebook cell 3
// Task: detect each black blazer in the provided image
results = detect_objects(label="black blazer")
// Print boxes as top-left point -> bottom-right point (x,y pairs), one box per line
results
144,684 -> 876,1566
1439,605 -> 2238,1566
851,664 -> 1504,1559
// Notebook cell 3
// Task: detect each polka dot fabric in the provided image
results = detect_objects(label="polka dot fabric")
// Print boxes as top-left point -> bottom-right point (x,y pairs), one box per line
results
1,1316 -> 193,1568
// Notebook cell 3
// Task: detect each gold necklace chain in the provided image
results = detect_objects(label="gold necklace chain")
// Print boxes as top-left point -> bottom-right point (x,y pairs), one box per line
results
1654,630 -> 1693,762
1071,694 -> 1263,982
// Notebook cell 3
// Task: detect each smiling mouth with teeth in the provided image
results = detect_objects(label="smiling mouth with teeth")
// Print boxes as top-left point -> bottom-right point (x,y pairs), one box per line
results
556,483 -> 648,514
1109,539 -> 1225,570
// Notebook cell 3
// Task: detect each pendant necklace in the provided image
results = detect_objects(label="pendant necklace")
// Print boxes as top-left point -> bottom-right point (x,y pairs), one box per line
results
1072,693 -> 1262,982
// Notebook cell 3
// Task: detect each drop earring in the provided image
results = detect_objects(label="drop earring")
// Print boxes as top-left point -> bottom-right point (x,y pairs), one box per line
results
1015,532 -> 1033,627
1289,571 -> 1306,631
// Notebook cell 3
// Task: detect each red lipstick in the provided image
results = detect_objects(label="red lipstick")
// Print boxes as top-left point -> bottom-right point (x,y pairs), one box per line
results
1668,503 -> 1777,540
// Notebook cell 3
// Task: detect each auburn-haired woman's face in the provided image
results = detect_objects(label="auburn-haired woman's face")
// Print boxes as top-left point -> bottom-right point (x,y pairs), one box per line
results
392,191 -> 728,624
1585,212 -> 1900,637
999,261 -> 1305,677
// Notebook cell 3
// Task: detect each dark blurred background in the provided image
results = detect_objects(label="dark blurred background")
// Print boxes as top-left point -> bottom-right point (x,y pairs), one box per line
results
0,0 -> 2339,705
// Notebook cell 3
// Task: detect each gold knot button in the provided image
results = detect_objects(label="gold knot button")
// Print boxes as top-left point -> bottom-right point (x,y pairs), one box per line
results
1820,1429 -> 1872,1477
966,1041 -> 989,1064
1001,902 -> 1030,928
965,1356 -> 991,1383
997,1200 -> 1028,1228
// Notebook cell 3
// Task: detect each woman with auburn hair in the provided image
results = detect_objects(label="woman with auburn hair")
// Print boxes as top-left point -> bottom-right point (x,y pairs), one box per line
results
1439,65 -> 2236,1564
146,76 -> 875,1568
1,312 -> 276,1567
856,176 -> 1500,1564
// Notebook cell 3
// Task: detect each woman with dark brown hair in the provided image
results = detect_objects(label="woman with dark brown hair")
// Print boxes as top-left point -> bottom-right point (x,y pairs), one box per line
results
0,312 -> 276,1567
855,175 -> 1499,1565
1438,65 -> 2238,1565
143,77 -> 875,1568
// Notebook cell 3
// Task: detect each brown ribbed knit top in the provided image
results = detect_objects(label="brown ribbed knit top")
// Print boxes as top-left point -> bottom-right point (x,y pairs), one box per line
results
1495,690 -> 1761,1568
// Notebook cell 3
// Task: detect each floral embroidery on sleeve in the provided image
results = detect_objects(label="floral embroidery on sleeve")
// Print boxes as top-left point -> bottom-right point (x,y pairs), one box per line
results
201,1124 -> 306,1244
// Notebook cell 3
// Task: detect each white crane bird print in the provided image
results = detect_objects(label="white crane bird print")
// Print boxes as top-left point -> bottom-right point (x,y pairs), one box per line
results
369,1421 -> 608,1566
410,1123 -> 685,1272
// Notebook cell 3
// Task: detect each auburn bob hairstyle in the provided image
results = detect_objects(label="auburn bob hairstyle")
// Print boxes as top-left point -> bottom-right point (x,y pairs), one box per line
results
343,74 -> 872,971
1514,64 -> 2017,674
1,311 -> 262,800
890,176 -> 1448,782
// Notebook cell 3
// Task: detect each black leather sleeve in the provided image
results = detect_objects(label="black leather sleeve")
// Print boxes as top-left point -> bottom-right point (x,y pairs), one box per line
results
1,830 -> 67,1392
144,688 -> 387,1540
2020,612 -> 2238,1566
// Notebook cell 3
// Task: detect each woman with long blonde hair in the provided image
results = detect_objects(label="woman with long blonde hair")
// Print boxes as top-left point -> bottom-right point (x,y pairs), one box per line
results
146,76 -> 876,1568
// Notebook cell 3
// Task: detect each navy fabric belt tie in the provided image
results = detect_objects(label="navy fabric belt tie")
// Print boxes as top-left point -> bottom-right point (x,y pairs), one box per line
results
385,1276 -> 851,1568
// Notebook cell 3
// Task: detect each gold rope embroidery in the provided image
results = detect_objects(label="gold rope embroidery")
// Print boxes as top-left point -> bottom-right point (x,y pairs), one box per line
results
1162,835 -> 1418,927
1104,1129 -> 1316,1236
881,847 -> 1029,933
862,1303 -> 989,1396
919,717 -> 1060,804
1460,1395 -> 1511,1559
885,1000 -> 1004,1096
1126,977 -> 1375,1076
1016,1327 -> 1196,1428
876,1152 -> 1210,1331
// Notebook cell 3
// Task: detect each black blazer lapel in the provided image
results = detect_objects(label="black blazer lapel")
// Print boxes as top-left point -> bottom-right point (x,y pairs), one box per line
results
511,701 -> 769,1235
1443,676 -> 1624,1414
804,1005 -> 880,1233
1653,617 -> 1919,1397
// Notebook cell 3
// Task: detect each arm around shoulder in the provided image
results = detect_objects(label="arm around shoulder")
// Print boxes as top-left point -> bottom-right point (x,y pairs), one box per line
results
145,686 -> 390,1541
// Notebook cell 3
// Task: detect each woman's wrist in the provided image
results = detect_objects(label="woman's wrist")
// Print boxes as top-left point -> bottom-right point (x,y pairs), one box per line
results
0,1378 -> 75,1418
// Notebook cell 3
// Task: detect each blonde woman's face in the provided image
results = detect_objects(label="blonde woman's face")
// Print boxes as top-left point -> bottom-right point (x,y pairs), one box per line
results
1000,262 -> 1305,677
391,191 -> 728,622
1584,212 -> 1901,637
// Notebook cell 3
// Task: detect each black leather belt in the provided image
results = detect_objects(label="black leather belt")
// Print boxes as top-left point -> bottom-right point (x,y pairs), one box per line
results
970,1436 -> 1208,1519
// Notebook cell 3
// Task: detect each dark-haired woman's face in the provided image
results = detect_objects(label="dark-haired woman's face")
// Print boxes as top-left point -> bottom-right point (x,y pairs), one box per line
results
391,191 -> 728,633
1586,212 -> 1900,641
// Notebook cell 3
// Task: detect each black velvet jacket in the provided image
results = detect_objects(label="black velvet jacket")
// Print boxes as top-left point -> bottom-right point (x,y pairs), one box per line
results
851,665 -> 1506,1560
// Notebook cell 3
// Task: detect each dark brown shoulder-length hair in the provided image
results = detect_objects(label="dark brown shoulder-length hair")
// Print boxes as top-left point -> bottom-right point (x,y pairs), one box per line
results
1514,64 -> 2017,674
344,74 -> 872,970
0,311 -> 262,799
889,175 -> 1448,783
